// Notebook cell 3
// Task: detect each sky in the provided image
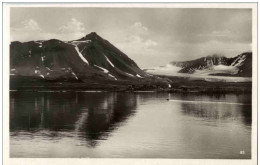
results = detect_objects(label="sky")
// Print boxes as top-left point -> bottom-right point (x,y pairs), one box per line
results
10,7 -> 252,68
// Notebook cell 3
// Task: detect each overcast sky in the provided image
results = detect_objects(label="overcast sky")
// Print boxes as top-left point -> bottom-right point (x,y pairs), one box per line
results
10,8 -> 252,68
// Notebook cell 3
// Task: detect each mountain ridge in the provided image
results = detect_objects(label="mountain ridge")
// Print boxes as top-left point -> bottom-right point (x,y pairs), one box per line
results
10,32 -> 170,89
11,32 -> 144,79
146,52 -> 252,77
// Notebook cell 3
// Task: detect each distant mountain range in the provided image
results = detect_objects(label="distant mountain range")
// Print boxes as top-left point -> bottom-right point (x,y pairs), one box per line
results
10,32 -> 165,86
145,52 -> 252,77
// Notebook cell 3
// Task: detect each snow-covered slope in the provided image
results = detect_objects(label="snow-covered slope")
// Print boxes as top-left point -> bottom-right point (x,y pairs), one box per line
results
145,52 -> 252,77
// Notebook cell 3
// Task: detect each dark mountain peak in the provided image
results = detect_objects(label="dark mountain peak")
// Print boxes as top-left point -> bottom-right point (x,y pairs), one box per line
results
85,32 -> 99,38
239,52 -> 252,57
89,32 -> 98,36
77,32 -> 102,41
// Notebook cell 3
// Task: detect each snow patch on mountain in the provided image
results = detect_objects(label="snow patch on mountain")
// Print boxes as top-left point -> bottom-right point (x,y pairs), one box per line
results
104,55 -> 115,67
40,74 -> 45,79
71,72 -> 78,80
136,74 -> 144,78
94,65 -> 109,73
35,41 -> 43,47
108,74 -> 117,80
125,72 -> 135,77
74,46 -> 89,65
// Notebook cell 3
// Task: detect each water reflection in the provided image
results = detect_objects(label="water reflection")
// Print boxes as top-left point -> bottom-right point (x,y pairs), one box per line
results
10,92 -> 252,158
176,93 -> 252,126
10,92 -> 137,146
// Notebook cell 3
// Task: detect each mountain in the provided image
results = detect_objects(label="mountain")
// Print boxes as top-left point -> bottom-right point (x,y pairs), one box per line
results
10,32 -> 169,89
145,52 -> 252,77
11,32 -> 145,80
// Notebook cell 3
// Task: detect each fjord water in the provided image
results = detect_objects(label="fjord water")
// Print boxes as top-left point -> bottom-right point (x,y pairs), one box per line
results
10,91 -> 251,158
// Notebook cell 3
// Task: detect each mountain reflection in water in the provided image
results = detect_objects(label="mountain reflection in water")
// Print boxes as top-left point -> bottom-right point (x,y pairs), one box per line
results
10,92 -> 137,147
10,92 -> 251,158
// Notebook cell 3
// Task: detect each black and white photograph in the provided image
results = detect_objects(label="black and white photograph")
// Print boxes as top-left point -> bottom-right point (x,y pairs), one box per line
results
2,2 -> 258,165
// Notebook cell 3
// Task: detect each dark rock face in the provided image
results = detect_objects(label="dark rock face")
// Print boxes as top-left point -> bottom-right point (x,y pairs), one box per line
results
229,52 -> 252,77
10,32 -> 148,82
170,52 -> 252,77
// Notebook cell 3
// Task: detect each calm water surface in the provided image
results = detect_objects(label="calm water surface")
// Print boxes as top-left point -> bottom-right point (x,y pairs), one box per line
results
10,91 -> 252,158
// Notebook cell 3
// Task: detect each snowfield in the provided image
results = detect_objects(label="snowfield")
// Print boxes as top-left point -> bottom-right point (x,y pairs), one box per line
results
194,65 -> 239,75
145,64 -> 182,75
145,64 -> 251,82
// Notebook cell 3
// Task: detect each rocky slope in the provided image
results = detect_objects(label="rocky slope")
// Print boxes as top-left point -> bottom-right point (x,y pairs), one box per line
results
10,32 -> 149,81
